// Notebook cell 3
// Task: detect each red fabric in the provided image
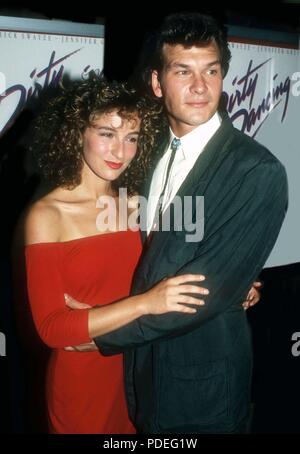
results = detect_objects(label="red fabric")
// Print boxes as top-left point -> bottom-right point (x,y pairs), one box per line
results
25,230 -> 141,434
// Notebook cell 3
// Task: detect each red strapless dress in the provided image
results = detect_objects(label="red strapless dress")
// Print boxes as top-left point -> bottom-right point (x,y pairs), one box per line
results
25,230 -> 142,434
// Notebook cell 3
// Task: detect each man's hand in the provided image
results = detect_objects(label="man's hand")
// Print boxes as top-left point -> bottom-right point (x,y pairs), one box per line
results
242,281 -> 263,310
63,279 -> 262,351
64,293 -> 98,352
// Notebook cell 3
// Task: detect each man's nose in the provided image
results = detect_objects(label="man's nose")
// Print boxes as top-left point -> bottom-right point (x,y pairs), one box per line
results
191,74 -> 206,94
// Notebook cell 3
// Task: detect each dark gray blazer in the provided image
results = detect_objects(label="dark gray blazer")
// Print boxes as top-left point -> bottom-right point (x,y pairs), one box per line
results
94,116 -> 288,433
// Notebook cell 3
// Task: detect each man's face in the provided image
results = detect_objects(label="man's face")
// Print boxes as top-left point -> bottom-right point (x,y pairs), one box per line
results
151,42 -> 223,137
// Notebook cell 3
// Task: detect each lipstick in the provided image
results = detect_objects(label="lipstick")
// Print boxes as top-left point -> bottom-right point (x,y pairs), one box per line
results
105,161 -> 123,169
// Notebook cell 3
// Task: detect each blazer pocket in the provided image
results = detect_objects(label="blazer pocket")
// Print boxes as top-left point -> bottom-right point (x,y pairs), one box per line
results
158,359 -> 229,430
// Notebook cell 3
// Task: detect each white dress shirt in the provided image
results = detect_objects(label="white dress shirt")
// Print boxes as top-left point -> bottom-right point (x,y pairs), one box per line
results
147,112 -> 221,234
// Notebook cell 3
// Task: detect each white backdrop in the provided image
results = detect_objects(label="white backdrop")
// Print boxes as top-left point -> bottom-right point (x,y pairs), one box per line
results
1,18 -> 299,267
224,41 -> 300,267
0,15 -> 104,136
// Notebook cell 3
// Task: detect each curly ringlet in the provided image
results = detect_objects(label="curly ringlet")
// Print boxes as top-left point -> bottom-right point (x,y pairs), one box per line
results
31,76 -> 167,196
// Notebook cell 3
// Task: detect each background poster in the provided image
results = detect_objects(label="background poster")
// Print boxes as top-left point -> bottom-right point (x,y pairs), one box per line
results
0,15 -> 104,136
224,40 -> 300,267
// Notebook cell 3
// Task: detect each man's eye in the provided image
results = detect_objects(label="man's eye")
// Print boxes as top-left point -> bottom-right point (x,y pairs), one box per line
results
207,69 -> 218,75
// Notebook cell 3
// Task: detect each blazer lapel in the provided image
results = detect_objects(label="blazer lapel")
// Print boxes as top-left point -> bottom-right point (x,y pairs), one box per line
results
147,116 -> 234,249
177,116 -> 234,197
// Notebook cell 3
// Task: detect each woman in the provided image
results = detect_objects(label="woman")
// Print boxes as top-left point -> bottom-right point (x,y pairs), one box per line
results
22,77 -> 208,434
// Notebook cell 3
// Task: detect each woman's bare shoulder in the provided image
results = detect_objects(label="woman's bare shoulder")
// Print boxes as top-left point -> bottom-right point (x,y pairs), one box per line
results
23,196 -> 62,246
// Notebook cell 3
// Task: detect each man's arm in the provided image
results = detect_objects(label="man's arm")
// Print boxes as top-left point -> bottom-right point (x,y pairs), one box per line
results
95,160 -> 288,355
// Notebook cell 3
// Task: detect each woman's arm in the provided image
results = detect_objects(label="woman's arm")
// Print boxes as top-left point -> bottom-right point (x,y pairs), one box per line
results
24,202 -> 208,347
87,274 -> 207,338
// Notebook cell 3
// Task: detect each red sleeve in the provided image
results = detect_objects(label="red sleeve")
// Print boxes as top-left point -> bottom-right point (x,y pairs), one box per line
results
25,244 -> 90,348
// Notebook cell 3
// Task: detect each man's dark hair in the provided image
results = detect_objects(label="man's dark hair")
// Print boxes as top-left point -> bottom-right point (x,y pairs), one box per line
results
131,12 -> 231,96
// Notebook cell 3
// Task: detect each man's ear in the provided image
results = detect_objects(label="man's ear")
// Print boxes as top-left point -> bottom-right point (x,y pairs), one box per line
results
151,70 -> 163,98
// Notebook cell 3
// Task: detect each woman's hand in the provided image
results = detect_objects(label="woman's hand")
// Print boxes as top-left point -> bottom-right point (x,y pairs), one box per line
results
63,274 -> 208,348
139,274 -> 208,315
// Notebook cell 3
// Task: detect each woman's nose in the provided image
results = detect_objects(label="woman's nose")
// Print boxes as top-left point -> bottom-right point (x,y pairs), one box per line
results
111,141 -> 125,161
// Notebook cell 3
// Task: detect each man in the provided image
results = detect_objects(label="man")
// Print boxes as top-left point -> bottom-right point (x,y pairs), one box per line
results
68,13 -> 287,433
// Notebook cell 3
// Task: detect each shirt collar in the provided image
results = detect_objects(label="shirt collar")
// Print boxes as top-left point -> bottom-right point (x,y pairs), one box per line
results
169,112 -> 221,161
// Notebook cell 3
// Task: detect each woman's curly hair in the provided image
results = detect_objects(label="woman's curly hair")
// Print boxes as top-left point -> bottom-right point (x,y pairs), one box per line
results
31,76 -> 168,196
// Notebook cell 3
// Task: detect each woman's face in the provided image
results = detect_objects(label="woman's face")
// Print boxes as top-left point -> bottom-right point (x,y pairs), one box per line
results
82,110 -> 141,181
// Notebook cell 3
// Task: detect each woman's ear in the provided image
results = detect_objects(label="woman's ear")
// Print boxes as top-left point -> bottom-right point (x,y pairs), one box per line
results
78,130 -> 84,148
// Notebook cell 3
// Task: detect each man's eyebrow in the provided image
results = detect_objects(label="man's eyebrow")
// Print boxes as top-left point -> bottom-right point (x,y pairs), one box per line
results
206,59 -> 221,67
166,62 -> 190,70
167,59 -> 221,69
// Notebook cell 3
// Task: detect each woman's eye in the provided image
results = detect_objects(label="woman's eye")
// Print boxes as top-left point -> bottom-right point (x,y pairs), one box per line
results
99,132 -> 114,138
127,137 -> 138,143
